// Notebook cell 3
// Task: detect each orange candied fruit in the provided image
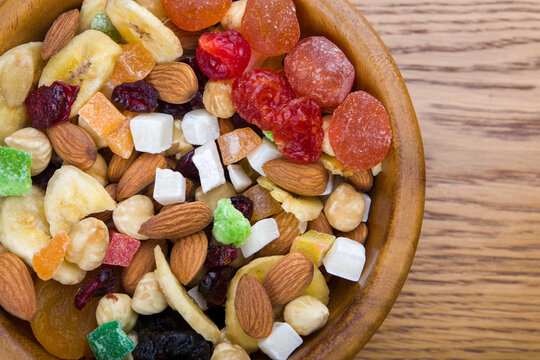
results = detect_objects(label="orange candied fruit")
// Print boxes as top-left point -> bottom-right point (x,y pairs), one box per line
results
32,232 -> 71,281
162,0 -> 232,32
78,92 -> 126,137
217,127 -> 262,165
107,111 -> 136,159
109,43 -> 156,87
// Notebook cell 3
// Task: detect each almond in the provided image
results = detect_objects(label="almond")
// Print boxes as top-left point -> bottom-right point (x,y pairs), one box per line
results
108,151 -> 139,183
41,9 -> 79,60
121,239 -> 168,295
336,222 -> 368,245
262,159 -> 329,196
164,19 -> 213,51
116,153 -> 167,201
262,252 -> 314,306
308,213 -> 333,235
346,170 -> 373,192
0,253 -> 38,321
145,62 -> 198,104
170,231 -> 207,285
46,122 -> 97,170
234,274 -> 274,339
139,201 -> 213,239
257,212 -> 300,257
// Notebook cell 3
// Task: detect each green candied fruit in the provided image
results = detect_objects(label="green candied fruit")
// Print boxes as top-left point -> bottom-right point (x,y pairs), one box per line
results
263,130 -> 274,142
212,198 -> 251,246
91,12 -> 123,43
0,146 -> 32,197
87,321 -> 135,360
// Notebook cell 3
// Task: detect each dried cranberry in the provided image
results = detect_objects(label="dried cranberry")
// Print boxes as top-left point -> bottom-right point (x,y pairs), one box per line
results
230,195 -> 253,220
25,81 -> 79,129
204,245 -> 239,269
74,266 -> 116,310
231,113 -> 263,137
32,162 -> 60,190
174,150 -> 199,181
232,69 -> 296,131
112,80 -> 158,113
199,266 -> 236,306
156,100 -> 191,118
196,30 -> 251,80
274,98 -> 324,163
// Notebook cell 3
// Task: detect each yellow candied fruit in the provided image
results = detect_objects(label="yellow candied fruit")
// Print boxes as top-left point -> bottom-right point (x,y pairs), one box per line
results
256,176 -> 292,203
319,153 -> 354,177
290,230 -> 336,267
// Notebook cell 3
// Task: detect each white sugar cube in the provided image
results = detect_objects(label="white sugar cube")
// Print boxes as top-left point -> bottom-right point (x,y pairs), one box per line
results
323,237 -> 366,282
187,286 -> 208,311
181,109 -> 220,145
193,141 -> 225,193
258,322 -> 303,360
240,218 -> 280,258
227,164 -> 253,192
130,113 -> 174,153
246,138 -> 282,176
361,193 -> 371,222
321,173 -> 334,196
153,168 -> 186,206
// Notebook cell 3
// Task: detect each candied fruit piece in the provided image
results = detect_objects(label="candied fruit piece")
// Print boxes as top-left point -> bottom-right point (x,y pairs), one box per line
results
263,130 -> 274,142
284,36 -> 355,108
241,0 -> 300,56
217,127 -> 262,165
205,245 -> 239,269
25,81 -> 80,129
91,12 -> 122,43
78,92 -> 126,137
112,80 -> 158,113
32,231 -> 71,281
107,116 -> 134,159
162,0 -> 232,31
212,198 -> 251,246
290,230 -> 336,267
31,278 -> 99,359
242,184 -> 282,223
200,266 -> 236,306
0,147 -> 32,196
109,44 -> 156,87
102,231 -> 141,267
196,29 -> 251,80
75,266 -> 117,310
274,98 -> 324,163
87,321 -> 135,360
232,69 -> 295,131
329,91 -> 392,170
230,194 -> 253,221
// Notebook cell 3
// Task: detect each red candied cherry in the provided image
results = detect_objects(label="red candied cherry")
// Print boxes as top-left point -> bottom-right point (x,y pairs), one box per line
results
25,81 -> 79,129
274,98 -> 324,163
232,69 -> 296,131
196,29 -> 251,80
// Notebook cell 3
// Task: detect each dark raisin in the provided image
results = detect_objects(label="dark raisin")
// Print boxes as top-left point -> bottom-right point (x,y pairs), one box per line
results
181,58 -> 207,110
199,266 -> 236,306
174,150 -> 199,181
189,88 -> 205,109
230,195 -> 253,220
135,308 -> 191,338
231,113 -> 263,137
74,266 -> 116,310
204,305 -> 226,329
25,81 -> 79,129
156,100 -> 192,118
32,162 -> 60,190
112,80 -> 158,113
133,331 -> 212,360
204,245 -> 238,269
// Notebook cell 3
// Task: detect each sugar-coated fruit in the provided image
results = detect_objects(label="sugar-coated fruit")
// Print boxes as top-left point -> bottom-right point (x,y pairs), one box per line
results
192,141 -> 226,193
32,232 -> 71,281
258,322 -> 303,360
217,127 -> 262,165
290,230 -> 336,267
102,232 -> 141,267
246,138 -> 282,176
86,320 -> 135,360
212,198 -> 252,246
181,109 -> 220,145
240,218 -> 280,257
227,164 -> 253,192
91,12 -> 122,43
153,168 -> 186,206
322,237 -> 366,282
0,146 -> 32,196
162,0 -> 232,31
78,92 -> 125,137
130,112 -> 173,153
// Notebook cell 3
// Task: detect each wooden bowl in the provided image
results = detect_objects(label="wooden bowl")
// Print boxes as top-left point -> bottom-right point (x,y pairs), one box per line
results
0,0 -> 425,359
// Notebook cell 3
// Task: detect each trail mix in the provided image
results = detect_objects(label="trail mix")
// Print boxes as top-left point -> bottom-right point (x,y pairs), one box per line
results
0,0 -> 392,359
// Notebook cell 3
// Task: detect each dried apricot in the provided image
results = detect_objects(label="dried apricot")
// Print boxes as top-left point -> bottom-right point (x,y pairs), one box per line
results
162,0 -> 232,31
31,278 -> 99,359
284,36 -> 355,108
329,91 -> 392,170
241,0 -> 300,56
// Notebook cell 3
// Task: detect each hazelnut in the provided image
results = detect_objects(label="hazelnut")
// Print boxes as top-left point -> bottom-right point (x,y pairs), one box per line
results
4,127 -> 52,176
211,343 -> 250,360
324,183 -> 365,232
96,293 -> 138,333
52,260 -> 86,285
220,0 -> 246,32
113,195 -> 154,240
131,272 -> 168,315
66,217 -> 109,271
284,295 -> 329,336
203,79 -> 235,118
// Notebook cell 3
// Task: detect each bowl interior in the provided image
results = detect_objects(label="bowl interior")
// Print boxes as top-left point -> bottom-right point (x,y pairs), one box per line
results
0,0 -> 425,359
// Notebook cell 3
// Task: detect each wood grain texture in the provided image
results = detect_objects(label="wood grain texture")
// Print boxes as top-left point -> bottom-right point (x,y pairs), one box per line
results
352,0 -> 540,358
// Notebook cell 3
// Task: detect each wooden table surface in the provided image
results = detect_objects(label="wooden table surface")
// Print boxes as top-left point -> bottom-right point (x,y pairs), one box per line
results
351,0 -> 540,358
